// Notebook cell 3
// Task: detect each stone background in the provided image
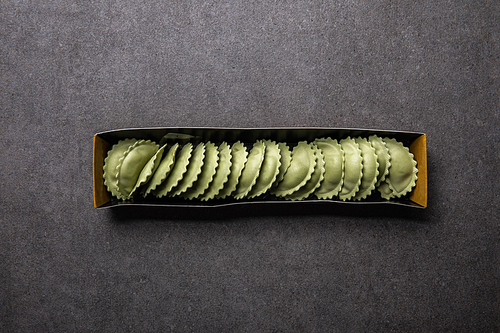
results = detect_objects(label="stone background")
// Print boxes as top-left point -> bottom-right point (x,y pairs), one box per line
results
1,0 -> 499,331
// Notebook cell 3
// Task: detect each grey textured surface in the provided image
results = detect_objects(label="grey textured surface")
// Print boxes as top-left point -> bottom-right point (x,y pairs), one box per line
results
1,0 -> 499,331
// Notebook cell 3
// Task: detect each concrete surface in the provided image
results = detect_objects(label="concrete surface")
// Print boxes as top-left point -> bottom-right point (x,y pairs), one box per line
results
1,0 -> 499,331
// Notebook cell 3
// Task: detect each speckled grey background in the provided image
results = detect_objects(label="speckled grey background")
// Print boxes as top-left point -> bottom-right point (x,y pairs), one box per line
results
1,0 -> 499,332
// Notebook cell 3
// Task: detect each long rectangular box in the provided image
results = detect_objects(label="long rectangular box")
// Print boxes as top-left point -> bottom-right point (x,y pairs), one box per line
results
93,127 -> 427,208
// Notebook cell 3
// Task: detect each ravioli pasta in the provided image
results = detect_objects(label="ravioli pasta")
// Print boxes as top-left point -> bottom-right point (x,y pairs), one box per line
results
103,135 -> 417,202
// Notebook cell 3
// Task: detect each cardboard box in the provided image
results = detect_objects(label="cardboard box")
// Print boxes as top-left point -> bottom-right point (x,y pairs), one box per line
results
93,127 -> 427,208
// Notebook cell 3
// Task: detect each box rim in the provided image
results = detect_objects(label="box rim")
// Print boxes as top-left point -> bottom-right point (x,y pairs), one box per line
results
95,126 -> 425,137
93,127 -> 426,209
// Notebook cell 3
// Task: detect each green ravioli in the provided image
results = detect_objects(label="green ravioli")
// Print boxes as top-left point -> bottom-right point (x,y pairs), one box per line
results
353,137 -> 379,201
216,141 -> 248,199
142,143 -> 179,197
116,140 -> 159,199
247,140 -> 281,199
199,142 -> 232,201
271,141 -> 316,198
170,142 -> 205,197
154,143 -> 193,198
285,143 -> 325,201
314,138 -> 344,199
369,135 -> 391,187
383,138 -> 418,198
182,142 -> 220,200
233,140 -> 266,200
338,137 -> 362,201
103,138 -> 137,200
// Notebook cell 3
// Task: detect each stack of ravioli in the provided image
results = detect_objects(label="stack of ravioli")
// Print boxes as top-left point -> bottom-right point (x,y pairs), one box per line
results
103,136 -> 418,202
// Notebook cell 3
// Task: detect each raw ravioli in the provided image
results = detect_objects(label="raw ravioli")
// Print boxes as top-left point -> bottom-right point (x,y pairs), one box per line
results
233,140 -> 266,199
314,138 -> 344,199
353,137 -> 379,200
131,143 -> 167,198
369,135 -> 391,187
247,140 -> 281,199
116,140 -> 159,199
216,141 -> 248,199
383,138 -> 418,198
338,137 -> 362,201
271,141 -> 316,197
170,142 -> 205,197
142,143 -> 179,197
182,142 -> 219,200
199,142 -> 232,201
154,143 -> 193,198
285,144 -> 325,201
274,142 -> 291,185
103,139 -> 137,200
378,180 -> 395,200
